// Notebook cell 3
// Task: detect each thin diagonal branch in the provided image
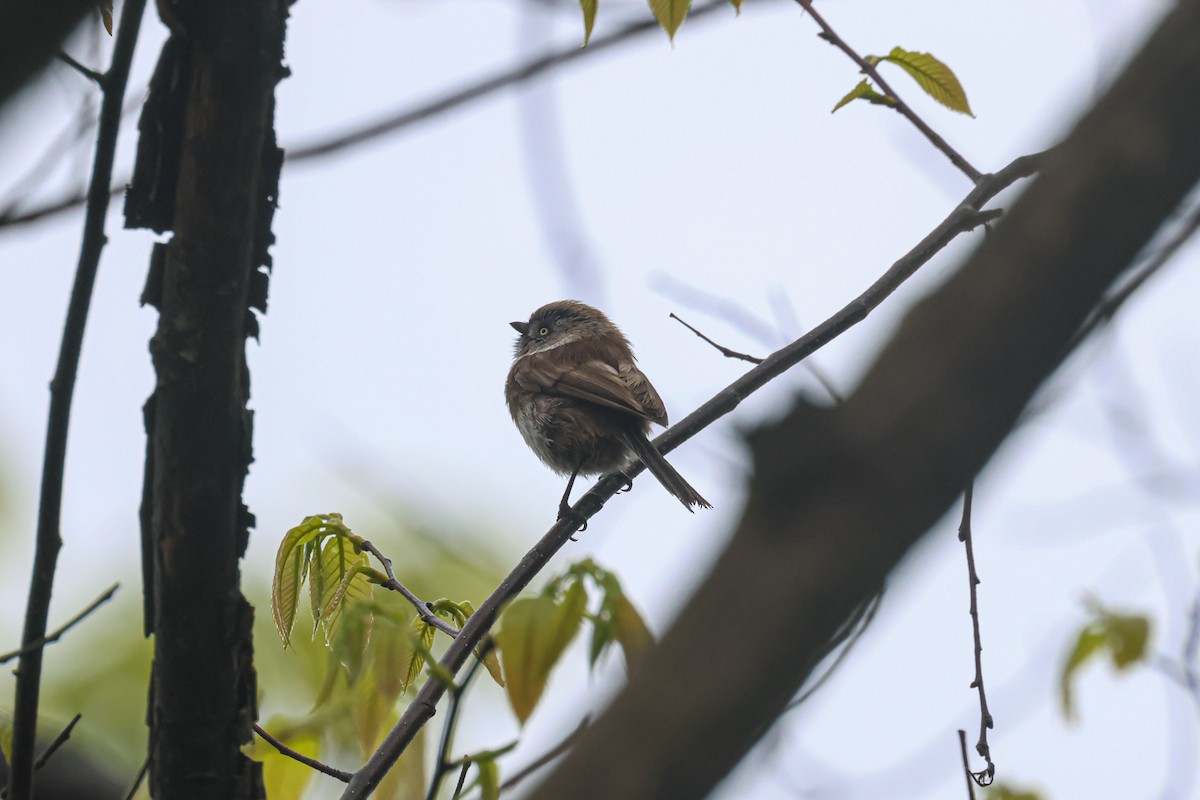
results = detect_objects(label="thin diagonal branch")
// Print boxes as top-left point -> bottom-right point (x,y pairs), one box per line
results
957,482 -> 994,786
500,716 -> 591,793
254,724 -> 353,782
7,0 -> 147,795
956,730 -> 977,800
0,715 -> 82,800
121,759 -> 148,800
425,654 -> 488,800
338,154 -> 1041,799
359,540 -> 461,638
0,583 -> 119,665
670,313 -> 763,364
794,0 -> 982,183
55,50 -> 105,86
0,0 -> 737,233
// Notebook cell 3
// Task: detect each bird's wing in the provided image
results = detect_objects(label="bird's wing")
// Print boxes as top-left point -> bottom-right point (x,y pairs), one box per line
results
516,355 -> 662,423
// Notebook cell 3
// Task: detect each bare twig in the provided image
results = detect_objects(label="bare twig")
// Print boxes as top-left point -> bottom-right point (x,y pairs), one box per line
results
670,313 -> 763,364
956,730 -> 977,800
338,155 -> 1042,799
55,50 -> 105,85
451,759 -> 471,799
0,583 -> 119,665
359,540 -> 461,638
793,0 -> 982,183
425,653 -> 488,800
500,716 -> 591,794
0,715 -> 82,800
253,723 -> 353,782
121,759 -> 148,800
0,0 -> 737,233
957,482 -> 995,786
7,0 -> 148,795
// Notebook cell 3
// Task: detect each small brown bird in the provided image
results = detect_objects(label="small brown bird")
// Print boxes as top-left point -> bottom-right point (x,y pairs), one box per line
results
505,300 -> 710,519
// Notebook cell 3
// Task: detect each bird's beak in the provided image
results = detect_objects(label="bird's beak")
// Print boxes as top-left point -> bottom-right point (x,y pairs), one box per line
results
510,321 -> 528,334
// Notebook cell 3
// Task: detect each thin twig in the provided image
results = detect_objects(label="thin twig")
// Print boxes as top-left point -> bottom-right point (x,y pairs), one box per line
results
55,50 -> 105,85
121,759 -> 149,800
0,0 -> 737,233
501,716 -> 591,793
426,653 -> 488,800
254,723 -> 353,782
0,583 -> 119,665
359,540 -> 461,638
957,482 -> 995,786
451,759 -> 471,799
7,0 -> 148,796
956,730 -> 977,800
337,154 -> 1042,799
670,313 -> 763,364
0,715 -> 82,800
793,0 -> 982,183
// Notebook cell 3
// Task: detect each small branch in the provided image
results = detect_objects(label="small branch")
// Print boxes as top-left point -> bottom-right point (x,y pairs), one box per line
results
425,652 -> 489,800
7,0 -> 148,795
254,723 -> 353,783
501,716 -> 591,793
956,730 -> 978,800
338,154 -> 1042,799
121,759 -> 149,800
0,583 -> 119,665
670,313 -> 763,364
359,540 -> 461,638
0,715 -> 82,800
957,482 -> 995,786
794,0 -> 982,183
55,50 -> 105,85
451,759 -> 471,799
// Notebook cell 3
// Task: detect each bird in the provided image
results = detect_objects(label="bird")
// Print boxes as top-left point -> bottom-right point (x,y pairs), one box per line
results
505,300 -> 710,522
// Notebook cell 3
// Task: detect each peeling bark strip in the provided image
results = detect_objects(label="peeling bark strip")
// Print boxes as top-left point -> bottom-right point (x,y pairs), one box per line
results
128,1 -> 289,797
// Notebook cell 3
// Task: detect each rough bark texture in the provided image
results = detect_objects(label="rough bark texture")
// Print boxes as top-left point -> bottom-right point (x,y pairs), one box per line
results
129,0 -> 287,797
527,4 -> 1200,799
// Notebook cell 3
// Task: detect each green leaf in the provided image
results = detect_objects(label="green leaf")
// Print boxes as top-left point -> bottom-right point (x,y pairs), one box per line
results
373,614 -> 418,702
580,0 -> 598,46
985,785 -> 1044,800
495,591 -> 586,724
272,518 -> 323,647
729,0 -> 743,14
247,720 -> 320,800
1059,610 -> 1151,720
589,614 -> 614,671
330,601 -> 374,685
878,47 -> 974,116
376,727 -> 426,800
477,757 -> 501,800
0,708 -> 12,764
403,617 -> 439,693
460,601 -> 505,687
612,594 -> 653,669
831,79 -> 894,113
648,0 -> 690,41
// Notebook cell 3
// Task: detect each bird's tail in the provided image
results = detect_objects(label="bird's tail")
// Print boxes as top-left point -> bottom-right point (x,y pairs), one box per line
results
624,432 -> 711,511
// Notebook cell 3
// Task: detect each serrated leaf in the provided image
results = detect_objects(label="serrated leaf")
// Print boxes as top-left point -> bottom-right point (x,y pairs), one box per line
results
580,0 -> 598,46
831,79 -> 893,113
495,592 -> 586,724
879,47 -> 974,116
272,518 -> 324,647
403,618 -> 438,693
648,0 -> 690,41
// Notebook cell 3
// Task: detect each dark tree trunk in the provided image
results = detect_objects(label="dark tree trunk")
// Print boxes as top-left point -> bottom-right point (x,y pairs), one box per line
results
128,0 -> 288,797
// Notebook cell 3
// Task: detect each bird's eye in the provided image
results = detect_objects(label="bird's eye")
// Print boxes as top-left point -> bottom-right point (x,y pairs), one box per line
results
538,326 -> 550,337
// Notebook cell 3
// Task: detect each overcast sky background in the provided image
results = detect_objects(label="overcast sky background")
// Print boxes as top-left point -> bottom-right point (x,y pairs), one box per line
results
2,0 -> 1199,797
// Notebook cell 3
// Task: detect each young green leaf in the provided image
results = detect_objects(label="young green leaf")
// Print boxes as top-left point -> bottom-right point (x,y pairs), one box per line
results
985,785 -> 1044,800
580,0 -> 598,46
831,79 -> 893,114
373,614 -> 418,702
272,518 -> 324,647
612,594 -> 653,668
648,0 -> 691,41
495,592 -> 586,724
729,0 -> 743,14
330,601 -> 374,685
403,617 -> 439,694
878,47 -> 974,116
477,757 -> 501,800
1059,610 -> 1151,720
460,600 -> 506,687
